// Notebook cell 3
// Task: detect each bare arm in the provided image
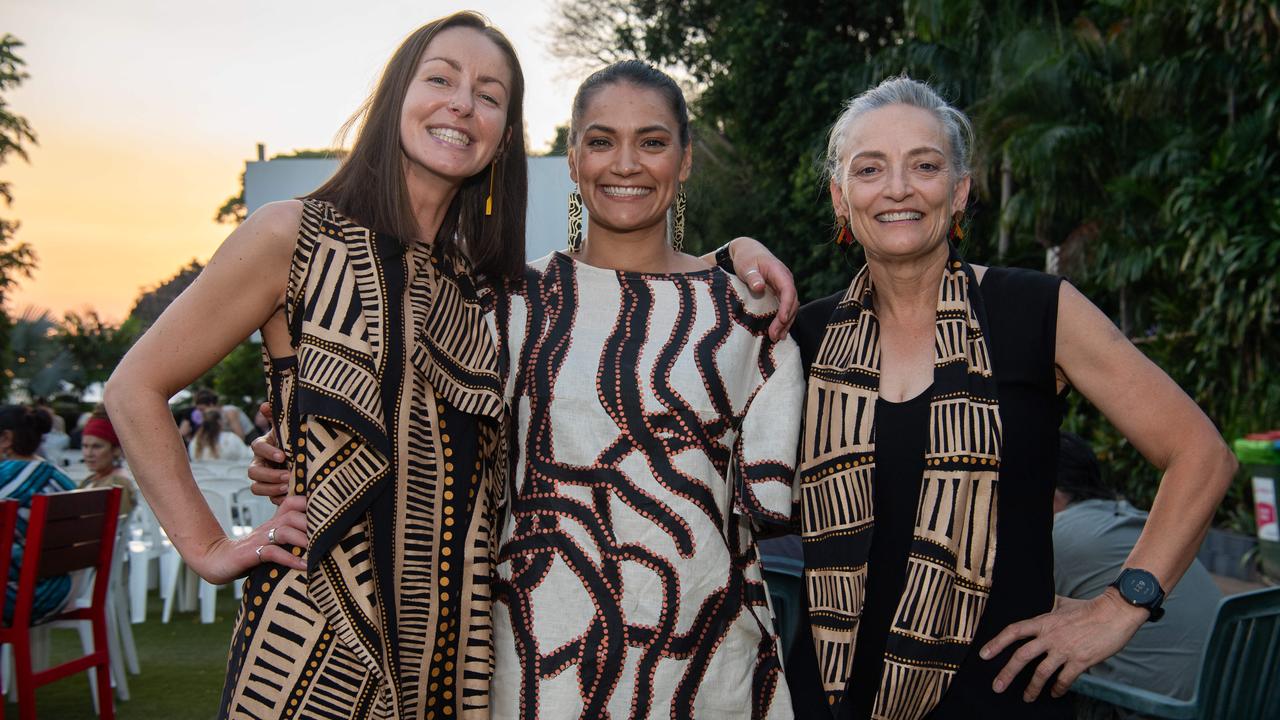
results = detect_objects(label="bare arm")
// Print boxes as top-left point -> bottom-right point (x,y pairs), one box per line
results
699,237 -> 798,341
1057,283 -> 1234,595
105,201 -> 309,583
982,282 -> 1236,700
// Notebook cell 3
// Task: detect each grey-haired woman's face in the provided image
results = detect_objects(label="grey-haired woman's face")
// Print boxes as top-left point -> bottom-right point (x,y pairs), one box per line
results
830,103 -> 969,263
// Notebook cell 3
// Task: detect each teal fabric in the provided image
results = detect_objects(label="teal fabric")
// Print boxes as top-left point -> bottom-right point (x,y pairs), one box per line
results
1,459 -> 76,624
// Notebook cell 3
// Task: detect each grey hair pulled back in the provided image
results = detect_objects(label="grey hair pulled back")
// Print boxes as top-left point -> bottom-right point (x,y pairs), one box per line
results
825,76 -> 973,188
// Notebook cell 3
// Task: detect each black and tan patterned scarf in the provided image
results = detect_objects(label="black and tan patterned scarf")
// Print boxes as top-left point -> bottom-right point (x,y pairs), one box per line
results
799,246 -> 1001,720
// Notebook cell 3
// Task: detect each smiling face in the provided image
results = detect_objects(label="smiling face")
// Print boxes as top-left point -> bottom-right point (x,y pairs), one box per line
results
830,103 -> 970,263
82,434 -> 118,474
399,26 -> 512,188
568,82 -> 691,242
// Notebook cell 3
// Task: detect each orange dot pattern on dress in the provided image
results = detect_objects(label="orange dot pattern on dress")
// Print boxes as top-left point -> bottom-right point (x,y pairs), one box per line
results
488,253 -> 805,719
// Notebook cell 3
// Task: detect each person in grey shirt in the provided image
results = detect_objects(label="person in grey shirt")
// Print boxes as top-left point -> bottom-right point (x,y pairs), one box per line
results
1053,432 -> 1221,700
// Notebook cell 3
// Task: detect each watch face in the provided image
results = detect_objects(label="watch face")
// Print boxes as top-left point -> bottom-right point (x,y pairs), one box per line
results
1119,570 -> 1160,605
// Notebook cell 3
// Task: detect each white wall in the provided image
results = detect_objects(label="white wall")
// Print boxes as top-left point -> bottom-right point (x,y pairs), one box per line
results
524,156 -> 576,261
244,158 -> 341,214
243,155 -> 573,259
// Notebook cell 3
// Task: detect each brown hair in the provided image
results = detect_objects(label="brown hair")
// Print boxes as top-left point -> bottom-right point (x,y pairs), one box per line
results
0,405 -> 52,457
310,11 -> 527,280
192,409 -> 224,460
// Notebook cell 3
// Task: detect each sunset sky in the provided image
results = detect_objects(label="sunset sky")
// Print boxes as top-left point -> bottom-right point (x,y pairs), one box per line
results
3,1 -> 579,322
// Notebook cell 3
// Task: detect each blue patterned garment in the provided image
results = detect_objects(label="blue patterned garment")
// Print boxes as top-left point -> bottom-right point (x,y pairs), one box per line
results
1,459 -> 77,624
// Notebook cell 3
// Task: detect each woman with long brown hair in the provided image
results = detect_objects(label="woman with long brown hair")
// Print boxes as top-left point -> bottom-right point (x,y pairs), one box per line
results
110,9 -> 796,716
188,408 -> 251,463
107,12 -> 529,718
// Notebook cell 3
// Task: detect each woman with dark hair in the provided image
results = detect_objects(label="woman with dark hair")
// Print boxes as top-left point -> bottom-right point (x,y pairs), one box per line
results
489,60 -> 803,719
785,76 -> 1235,719
188,408 -> 251,462
110,12 -> 795,718
0,405 -> 77,624
107,12 -> 532,718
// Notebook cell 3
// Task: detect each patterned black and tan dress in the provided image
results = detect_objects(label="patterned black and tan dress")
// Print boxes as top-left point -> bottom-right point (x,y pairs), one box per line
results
219,199 -> 507,720
489,252 -> 805,720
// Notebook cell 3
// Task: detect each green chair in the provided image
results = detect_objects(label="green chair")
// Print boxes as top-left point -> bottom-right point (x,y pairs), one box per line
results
1072,586 -> 1280,719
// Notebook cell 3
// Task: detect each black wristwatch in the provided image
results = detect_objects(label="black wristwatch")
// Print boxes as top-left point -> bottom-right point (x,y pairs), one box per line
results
714,243 -> 736,275
1109,568 -> 1166,622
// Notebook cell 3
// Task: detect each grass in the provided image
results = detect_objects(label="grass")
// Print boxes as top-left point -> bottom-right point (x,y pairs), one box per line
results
8,593 -> 239,719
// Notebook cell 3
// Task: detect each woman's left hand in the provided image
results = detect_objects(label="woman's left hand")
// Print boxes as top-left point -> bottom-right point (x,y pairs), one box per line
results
979,590 -> 1147,701
727,237 -> 798,341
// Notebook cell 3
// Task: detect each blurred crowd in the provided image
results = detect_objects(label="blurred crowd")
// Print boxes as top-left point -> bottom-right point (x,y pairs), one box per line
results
0,391 -> 264,624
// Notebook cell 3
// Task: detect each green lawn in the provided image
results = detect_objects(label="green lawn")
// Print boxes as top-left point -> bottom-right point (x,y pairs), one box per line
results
9,594 -> 238,719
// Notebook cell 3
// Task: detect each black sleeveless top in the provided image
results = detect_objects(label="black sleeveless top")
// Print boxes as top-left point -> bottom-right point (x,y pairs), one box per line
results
787,266 -> 1070,719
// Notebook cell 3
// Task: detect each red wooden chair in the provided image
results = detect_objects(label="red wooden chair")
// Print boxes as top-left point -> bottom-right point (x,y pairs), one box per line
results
0,486 -> 122,720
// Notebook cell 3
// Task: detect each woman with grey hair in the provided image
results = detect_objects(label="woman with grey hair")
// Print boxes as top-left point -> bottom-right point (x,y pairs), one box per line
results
784,76 -> 1234,719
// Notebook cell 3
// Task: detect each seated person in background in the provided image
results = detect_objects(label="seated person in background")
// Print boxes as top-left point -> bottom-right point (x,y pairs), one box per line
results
67,411 -> 93,451
220,404 -> 251,441
0,405 -> 78,623
33,402 -> 69,461
241,404 -> 271,446
79,412 -> 137,516
1053,431 -> 1220,700
188,408 -> 251,463
177,388 -> 233,442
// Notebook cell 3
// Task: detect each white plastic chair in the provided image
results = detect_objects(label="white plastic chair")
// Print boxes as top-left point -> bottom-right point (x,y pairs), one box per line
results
5,523 -> 140,713
127,498 -> 180,624
48,523 -> 139,709
233,487 -> 278,534
162,486 -> 235,624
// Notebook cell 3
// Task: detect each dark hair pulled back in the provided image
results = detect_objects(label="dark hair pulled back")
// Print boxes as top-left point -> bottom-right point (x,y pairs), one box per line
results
0,405 -> 53,457
1056,431 -> 1115,504
570,60 -> 690,149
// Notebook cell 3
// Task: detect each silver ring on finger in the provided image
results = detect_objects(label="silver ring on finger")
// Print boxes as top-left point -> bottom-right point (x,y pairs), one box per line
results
255,545 -> 265,561
745,268 -> 761,276
267,527 -> 277,545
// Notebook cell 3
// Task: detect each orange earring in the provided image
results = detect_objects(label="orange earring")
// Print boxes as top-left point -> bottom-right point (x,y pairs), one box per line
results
949,213 -> 965,242
834,215 -> 855,246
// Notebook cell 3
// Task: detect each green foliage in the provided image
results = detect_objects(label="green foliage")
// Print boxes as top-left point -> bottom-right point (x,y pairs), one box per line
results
215,177 -> 247,225
1,308 -> 141,402
553,0 -> 1280,530
127,259 -> 204,329
0,34 -> 38,399
544,124 -> 571,156
7,307 -> 71,398
196,340 -> 265,407
57,311 -> 140,395
0,33 -> 36,200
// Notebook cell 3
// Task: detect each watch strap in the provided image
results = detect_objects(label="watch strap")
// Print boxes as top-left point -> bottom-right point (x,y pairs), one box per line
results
1110,568 -> 1166,622
714,243 -> 735,275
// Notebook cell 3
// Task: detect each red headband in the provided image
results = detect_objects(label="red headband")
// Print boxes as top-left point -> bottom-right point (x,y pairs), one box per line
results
83,417 -> 120,447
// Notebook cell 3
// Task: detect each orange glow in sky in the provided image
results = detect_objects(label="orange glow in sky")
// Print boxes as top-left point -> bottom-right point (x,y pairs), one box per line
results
3,1 -> 578,322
